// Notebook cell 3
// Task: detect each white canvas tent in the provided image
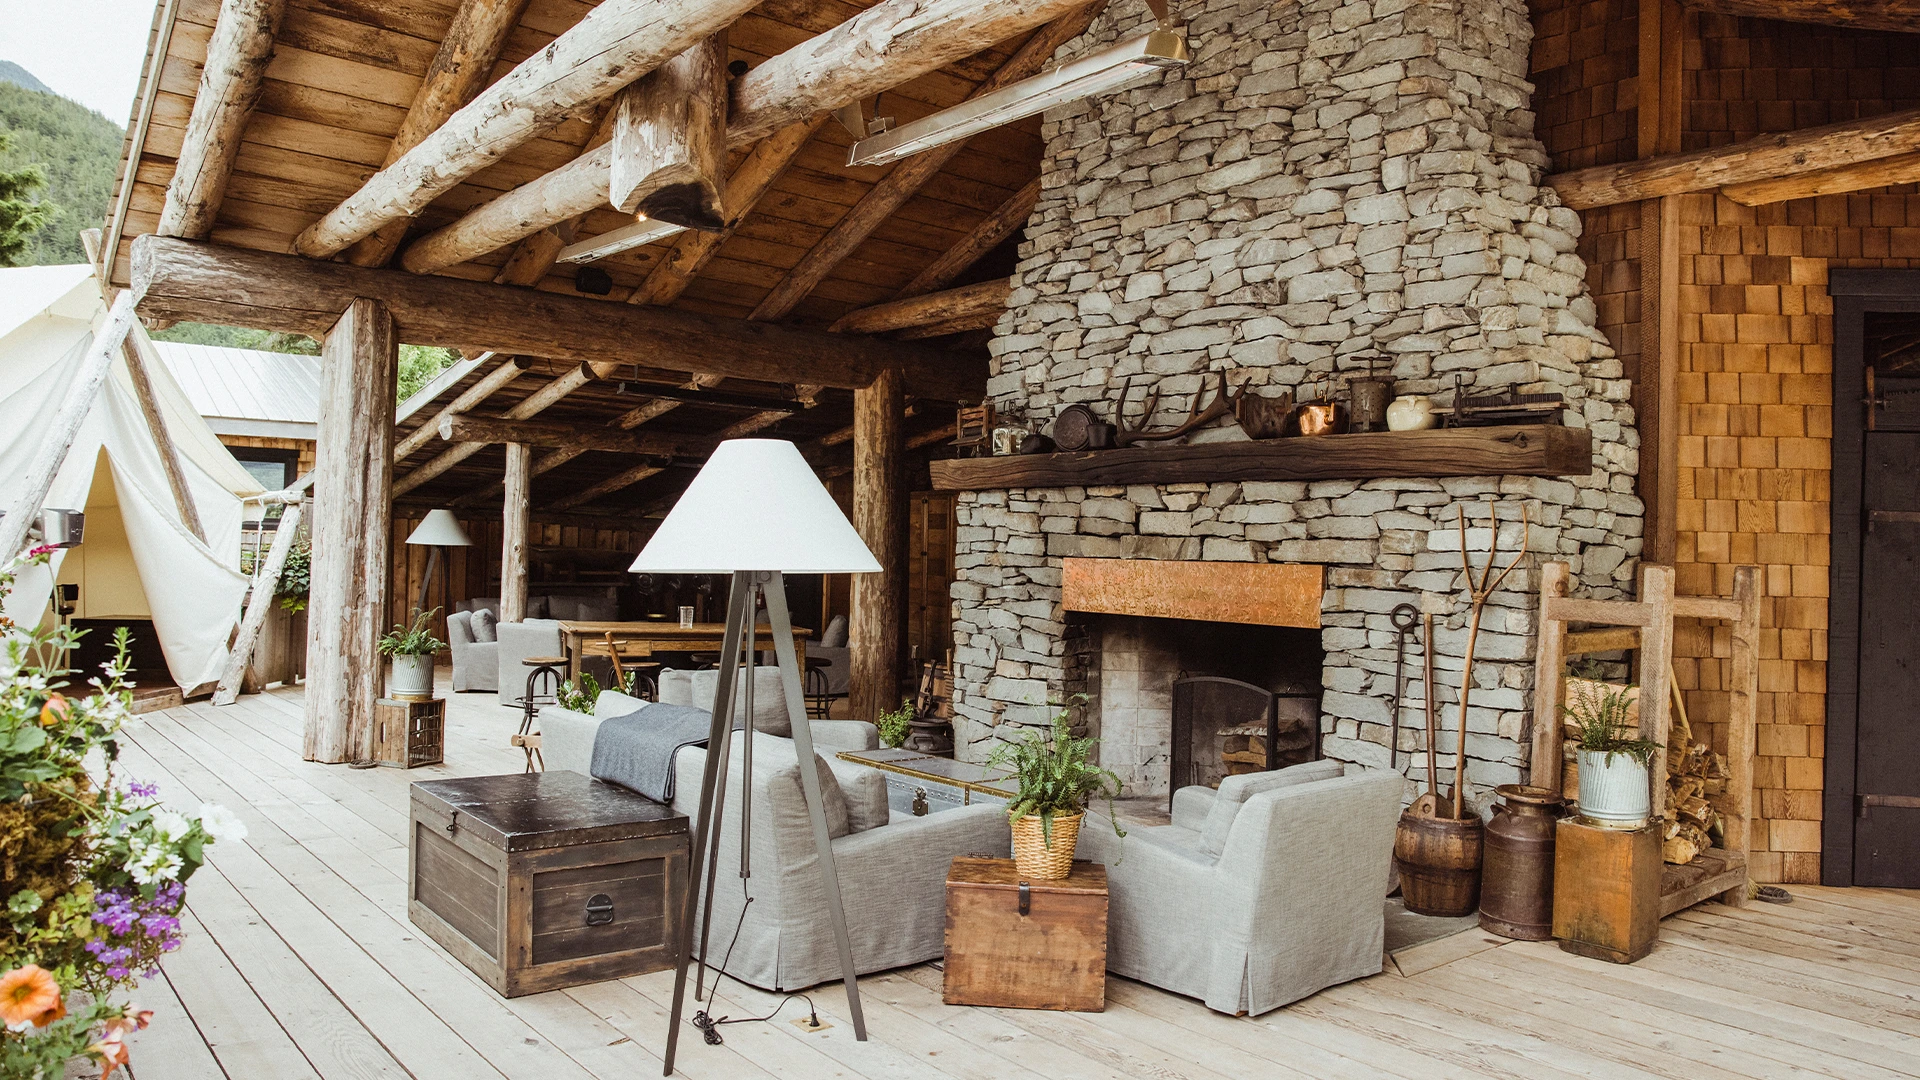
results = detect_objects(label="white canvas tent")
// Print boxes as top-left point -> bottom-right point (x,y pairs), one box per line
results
0,264 -> 265,690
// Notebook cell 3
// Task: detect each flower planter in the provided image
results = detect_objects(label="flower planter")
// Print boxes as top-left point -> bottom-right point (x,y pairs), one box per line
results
1010,812 -> 1082,880
1575,749 -> 1650,829
389,654 -> 437,701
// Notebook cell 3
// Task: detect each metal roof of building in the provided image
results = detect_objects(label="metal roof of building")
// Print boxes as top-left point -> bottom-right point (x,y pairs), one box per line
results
153,341 -> 319,442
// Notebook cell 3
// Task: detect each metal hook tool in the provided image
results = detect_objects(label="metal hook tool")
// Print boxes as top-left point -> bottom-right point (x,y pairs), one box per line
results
1388,603 -> 1420,773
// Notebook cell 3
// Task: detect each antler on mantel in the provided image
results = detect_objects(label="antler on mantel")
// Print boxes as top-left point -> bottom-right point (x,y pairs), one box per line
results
1114,371 -> 1247,447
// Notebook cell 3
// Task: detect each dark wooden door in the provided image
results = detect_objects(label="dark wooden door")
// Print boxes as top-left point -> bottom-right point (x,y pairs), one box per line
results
1853,374 -> 1920,887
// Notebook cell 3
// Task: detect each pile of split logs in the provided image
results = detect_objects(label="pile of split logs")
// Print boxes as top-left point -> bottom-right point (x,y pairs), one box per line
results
1559,675 -> 1729,865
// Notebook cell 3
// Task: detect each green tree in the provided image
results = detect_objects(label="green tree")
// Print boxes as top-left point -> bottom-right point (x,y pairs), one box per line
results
0,132 -> 56,266
0,79 -> 123,265
397,345 -> 461,403
149,321 -> 321,354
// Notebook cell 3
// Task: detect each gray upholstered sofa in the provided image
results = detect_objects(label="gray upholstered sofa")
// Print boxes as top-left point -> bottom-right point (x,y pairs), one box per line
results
1078,760 -> 1402,1016
540,673 -> 1010,992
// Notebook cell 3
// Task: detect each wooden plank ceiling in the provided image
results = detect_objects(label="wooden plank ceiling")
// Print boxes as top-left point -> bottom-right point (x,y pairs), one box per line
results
107,0 -> 1055,515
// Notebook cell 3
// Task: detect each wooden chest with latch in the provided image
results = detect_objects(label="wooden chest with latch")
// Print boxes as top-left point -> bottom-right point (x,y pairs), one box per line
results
409,772 -> 688,997
943,856 -> 1108,1011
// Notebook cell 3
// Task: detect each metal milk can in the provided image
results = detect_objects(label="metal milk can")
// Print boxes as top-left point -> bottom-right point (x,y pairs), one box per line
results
1478,784 -> 1565,940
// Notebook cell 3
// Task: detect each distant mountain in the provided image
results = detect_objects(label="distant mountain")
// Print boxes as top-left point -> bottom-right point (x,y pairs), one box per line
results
0,61 -> 52,96
0,72 -> 124,265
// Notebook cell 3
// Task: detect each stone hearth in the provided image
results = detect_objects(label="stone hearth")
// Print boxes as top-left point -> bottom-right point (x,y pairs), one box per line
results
947,0 -> 1644,804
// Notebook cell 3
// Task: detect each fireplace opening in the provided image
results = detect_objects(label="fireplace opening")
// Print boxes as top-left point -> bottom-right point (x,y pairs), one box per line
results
1068,614 -> 1323,799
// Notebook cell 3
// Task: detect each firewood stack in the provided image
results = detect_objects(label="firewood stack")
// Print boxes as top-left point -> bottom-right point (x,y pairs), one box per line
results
1661,705 -> 1729,866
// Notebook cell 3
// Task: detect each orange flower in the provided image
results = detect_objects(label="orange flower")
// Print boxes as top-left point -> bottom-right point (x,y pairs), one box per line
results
0,964 -> 61,1029
92,1009 -> 150,1080
38,693 -> 69,728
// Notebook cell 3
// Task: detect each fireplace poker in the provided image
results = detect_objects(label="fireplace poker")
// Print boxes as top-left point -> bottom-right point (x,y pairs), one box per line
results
1409,611 -> 1441,818
1388,604 -> 1419,773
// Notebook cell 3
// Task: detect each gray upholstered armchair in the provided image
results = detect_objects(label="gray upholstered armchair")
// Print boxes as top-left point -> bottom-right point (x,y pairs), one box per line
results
1078,761 -> 1403,1016
445,610 -> 498,693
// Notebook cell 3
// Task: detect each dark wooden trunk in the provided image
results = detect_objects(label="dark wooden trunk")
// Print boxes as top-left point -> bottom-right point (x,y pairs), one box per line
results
408,772 -> 688,996
943,856 -> 1107,1012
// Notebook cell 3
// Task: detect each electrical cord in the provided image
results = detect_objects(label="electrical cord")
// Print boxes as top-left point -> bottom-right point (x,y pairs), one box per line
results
688,881 -> 823,1045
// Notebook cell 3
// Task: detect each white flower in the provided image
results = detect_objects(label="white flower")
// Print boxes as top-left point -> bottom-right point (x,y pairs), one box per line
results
197,803 -> 246,845
127,841 -> 182,885
151,810 -> 192,842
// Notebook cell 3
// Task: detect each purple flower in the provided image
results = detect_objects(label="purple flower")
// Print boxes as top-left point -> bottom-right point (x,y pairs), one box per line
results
128,781 -> 159,799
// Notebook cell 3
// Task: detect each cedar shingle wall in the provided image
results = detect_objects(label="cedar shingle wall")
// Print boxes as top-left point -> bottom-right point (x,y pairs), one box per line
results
1533,5 -> 1920,882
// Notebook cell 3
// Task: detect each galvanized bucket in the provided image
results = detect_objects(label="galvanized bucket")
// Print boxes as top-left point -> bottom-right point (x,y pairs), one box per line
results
1575,749 -> 1650,829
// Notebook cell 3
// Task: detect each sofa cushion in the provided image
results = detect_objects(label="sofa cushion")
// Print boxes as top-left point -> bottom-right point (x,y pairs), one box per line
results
594,690 -> 649,718
1198,759 -> 1346,857
689,667 -> 792,737
831,764 -> 889,834
470,608 -> 498,642
577,598 -> 619,622
468,597 -> 500,617
820,614 -> 849,648
546,595 -> 581,621
657,669 -> 693,706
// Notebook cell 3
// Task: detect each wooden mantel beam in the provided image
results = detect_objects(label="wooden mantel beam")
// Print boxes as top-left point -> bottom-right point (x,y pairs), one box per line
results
398,0 -> 1093,273
159,0 -> 286,239
131,236 -> 987,401
750,6 -> 1098,321
344,0 -> 536,267
1684,0 -> 1920,33
1547,106 -> 1920,210
830,278 -> 1012,335
292,0 -> 761,259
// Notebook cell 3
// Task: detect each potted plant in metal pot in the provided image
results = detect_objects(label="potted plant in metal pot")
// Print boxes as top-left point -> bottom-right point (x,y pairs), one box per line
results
1564,678 -> 1659,829
378,608 -> 445,701
989,696 -> 1125,879
876,697 -> 913,750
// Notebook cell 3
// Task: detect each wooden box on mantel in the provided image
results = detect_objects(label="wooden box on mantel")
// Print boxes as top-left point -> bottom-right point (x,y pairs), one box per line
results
409,772 -> 688,997
943,856 -> 1108,1011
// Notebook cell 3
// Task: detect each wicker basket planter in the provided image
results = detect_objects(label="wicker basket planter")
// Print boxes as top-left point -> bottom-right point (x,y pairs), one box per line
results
1010,812 -> 1083,880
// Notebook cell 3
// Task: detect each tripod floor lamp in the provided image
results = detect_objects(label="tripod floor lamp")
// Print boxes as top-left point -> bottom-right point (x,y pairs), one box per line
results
629,439 -> 880,1076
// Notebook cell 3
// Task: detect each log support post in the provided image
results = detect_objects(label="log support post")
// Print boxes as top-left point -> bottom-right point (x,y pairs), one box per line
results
304,299 -> 397,764
850,368 -> 904,721
501,441 -> 532,622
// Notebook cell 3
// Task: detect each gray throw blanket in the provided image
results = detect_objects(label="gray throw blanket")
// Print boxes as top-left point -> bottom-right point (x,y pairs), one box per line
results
589,703 -> 730,803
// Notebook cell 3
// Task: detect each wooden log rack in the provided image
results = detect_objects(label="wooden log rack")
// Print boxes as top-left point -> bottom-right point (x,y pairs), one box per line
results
1529,561 -> 1760,917
927,425 -> 1590,491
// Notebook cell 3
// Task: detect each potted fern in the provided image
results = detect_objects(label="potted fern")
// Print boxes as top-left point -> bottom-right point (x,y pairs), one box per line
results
876,697 -> 913,749
988,696 -> 1124,879
379,608 -> 446,701
1564,678 -> 1659,829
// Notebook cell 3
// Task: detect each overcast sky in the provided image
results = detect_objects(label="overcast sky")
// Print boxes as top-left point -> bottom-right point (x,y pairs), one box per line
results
0,0 -> 156,122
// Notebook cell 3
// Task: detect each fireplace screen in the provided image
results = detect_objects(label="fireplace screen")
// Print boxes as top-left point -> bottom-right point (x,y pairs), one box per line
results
1169,676 -> 1318,809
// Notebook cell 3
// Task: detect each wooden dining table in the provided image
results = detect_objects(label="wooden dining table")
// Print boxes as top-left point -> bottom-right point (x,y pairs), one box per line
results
556,620 -> 809,682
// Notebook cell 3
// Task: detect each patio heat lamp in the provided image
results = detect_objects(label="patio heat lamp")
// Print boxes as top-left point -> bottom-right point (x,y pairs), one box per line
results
629,439 -> 880,1074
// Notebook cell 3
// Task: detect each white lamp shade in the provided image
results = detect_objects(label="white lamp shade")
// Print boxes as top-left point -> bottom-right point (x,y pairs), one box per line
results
405,509 -> 473,547
630,439 -> 881,574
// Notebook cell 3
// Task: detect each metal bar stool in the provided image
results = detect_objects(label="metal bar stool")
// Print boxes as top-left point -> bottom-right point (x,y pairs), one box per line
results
516,655 -> 567,772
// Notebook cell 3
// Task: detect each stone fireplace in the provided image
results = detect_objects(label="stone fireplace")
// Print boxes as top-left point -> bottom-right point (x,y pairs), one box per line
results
947,0 -> 1645,806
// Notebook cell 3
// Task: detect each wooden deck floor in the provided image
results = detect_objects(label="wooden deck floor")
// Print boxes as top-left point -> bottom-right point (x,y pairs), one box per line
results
118,685 -> 1920,1080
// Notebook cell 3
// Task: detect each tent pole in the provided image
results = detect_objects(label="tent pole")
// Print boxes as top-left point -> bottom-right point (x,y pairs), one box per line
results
214,496 -> 305,705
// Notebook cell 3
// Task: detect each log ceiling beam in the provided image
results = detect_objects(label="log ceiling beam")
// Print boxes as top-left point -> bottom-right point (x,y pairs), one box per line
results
397,0 -> 1094,274
292,0 -> 762,259
494,108 -> 619,287
750,5 -> 1098,321
629,115 -> 831,306
1683,0 -> 1920,32
1547,106 -> 1920,210
132,237 -> 988,401
158,0 -> 286,239
437,414 -> 688,455
1719,149 -> 1920,205
392,354 -> 533,462
830,279 -> 1012,335
393,361 -> 619,496
543,408 -> 790,511
895,177 -> 1040,300
611,34 -> 727,229
343,0 -> 535,267
448,397 -> 683,507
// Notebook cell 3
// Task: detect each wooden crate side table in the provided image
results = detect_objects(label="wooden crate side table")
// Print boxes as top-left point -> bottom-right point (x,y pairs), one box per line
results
374,697 -> 445,768
409,772 -> 688,997
1552,817 -> 1661,964
944,856 -> 1107,1011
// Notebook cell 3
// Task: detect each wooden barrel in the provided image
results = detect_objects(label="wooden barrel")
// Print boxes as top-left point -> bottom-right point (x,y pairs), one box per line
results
1395,809 -> 1484,917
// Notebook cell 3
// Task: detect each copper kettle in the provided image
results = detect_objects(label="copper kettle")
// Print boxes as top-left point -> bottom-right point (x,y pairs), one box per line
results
1294,373 -> 1347,436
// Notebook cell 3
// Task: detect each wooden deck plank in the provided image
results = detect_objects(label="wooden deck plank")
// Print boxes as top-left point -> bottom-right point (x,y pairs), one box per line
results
120,687 -> 1920,1080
